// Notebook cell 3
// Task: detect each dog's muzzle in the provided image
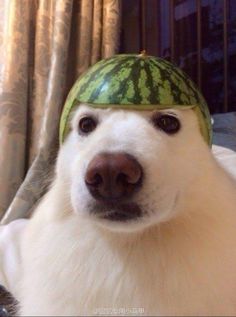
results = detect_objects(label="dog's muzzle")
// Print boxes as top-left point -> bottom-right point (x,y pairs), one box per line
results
85,152 -> 143,221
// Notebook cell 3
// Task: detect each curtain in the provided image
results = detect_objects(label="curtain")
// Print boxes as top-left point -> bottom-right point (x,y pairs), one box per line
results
0,0 -> 121,224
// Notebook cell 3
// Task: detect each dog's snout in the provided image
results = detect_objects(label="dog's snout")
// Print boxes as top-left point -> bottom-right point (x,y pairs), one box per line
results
85,152 -> 143,201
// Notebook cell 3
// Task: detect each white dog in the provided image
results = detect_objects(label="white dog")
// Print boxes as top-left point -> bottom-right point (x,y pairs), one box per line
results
16,105 -> 236,316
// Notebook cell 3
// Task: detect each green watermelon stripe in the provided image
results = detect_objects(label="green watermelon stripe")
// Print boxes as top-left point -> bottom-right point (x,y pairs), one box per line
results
74,59 -> 115,94
156,63 -> 182,104
129,59 -> 144,104
138,66 -> 149,103
150,61 -> 183,104
106,68 -> 135,103
76,61 -> 116,97
76,57 -> 132,98
150,59 -> 196,98
154,58 -> 200,103
78,63 -> 124,102
169,64 -> 211,119
111,58 -> 144,104
150,59 -> 194,102
142,61 -> 159,104
82,58 -> 133,102
86,59 -> 135,103
109,65 -> 135,103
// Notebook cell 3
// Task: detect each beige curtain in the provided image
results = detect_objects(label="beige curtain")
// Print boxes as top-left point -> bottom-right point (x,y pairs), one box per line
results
0,0 -> 121,224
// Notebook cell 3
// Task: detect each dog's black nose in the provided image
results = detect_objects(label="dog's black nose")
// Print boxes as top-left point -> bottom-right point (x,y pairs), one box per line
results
85,152 -> 143,201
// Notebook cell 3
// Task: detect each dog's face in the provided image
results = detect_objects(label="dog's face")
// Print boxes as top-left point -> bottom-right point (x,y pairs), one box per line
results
57,104 -> 209,232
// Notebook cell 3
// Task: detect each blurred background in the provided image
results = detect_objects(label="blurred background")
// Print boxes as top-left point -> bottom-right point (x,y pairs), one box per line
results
120,0 -> 236,114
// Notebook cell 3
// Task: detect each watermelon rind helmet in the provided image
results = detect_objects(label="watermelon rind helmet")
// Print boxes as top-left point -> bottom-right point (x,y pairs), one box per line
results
59,53 -> 212,146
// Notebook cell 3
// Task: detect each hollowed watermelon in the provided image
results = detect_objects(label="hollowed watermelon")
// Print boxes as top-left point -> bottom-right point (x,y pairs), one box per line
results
60,53 -> 212,145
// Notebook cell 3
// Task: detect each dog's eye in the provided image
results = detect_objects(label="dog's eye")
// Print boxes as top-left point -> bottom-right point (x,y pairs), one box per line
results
152,114 -> 180,134
78,116 -> 97,135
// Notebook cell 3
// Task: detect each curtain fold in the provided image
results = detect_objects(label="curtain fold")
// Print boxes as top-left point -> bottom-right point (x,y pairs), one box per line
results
0,0 -> 121,224
0,0 -> 32,220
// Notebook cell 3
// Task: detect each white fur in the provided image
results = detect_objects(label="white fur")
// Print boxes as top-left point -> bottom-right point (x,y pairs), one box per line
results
18,105 -> 236,316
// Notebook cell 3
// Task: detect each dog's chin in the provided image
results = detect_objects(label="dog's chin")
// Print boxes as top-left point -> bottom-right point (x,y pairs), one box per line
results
87,201 -> 148,232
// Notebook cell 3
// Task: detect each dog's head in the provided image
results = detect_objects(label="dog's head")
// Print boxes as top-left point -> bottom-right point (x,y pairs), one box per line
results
57,104 -> 210,232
